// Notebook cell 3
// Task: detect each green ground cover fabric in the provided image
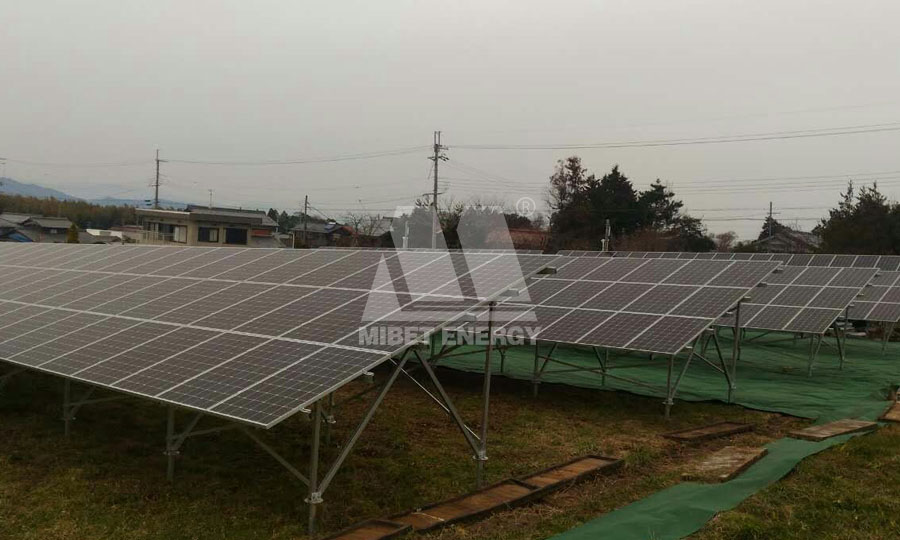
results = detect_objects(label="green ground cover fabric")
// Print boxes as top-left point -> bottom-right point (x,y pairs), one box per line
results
548,435 -> 859,540
439,332 -> 896,421
436,332 -> 899,540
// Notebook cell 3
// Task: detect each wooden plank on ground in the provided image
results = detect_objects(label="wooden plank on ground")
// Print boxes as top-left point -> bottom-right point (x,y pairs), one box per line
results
789,419 -> 877,441
321,519 -> 411,540
391,480 -> 540,532
880,401 -> 900,423
662,421 -> 753,442
682,446 -> 768,483
519,455 -> 622,493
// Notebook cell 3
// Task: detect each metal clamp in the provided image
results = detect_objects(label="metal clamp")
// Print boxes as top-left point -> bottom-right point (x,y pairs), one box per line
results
304,492 -> 323,505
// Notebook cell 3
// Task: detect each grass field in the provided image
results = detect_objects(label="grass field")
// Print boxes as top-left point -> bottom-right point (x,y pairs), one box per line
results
0,364 -> 805,540
692,423 -> 900,540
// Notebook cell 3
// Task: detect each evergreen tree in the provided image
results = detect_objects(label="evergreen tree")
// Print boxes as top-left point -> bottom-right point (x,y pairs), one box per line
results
66,223 -> 80,243
547,157 -> 712,251
758,216 -> 789,241
819,182 -> 900,253
588,165 -> 640,235
637,180 -> 682,229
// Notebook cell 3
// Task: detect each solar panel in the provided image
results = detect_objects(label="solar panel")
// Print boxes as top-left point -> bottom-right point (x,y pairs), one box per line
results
723,266 -> 877,333
536,309 -> 615,343
563,251 -> 900,323
846,271 -> 900,322
0,245 -> 556,428
501,257 -> 779,354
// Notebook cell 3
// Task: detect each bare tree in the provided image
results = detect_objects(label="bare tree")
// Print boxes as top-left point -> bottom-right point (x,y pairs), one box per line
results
343,212 -> 387,247
714,231 -> 737,252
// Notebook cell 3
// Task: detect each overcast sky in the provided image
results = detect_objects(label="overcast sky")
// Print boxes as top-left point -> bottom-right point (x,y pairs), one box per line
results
2,0 -> 900,239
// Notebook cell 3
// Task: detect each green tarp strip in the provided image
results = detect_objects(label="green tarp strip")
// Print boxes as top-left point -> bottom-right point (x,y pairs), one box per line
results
439,332 -> 895,421
435,332 -> 899,539
549,434 -> 861,540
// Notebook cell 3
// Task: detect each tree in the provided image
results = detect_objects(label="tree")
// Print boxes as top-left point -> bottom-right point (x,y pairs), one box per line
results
547,157 -> 594,246
548,156 -> 592,212
819,181 -> 900,253
0,193 -> 136,229
758,216 -> 788,241
548,161 -> 641,248
66,223 -> 80,243
637,180 -> 682,229
267,208 -> 279,224
547,158 -> 712,251
504,212 -> 537,230
714,231 -> 737,252
671,215 -> 715,252
457,204 -> 510,249
588,165 -> 641,235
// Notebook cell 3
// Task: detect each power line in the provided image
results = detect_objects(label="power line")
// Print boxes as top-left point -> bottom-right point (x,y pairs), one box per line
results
164,146 -> 428,166
2,158 -> 151,168
670,168 -> 900,186
452,121 -> 900,150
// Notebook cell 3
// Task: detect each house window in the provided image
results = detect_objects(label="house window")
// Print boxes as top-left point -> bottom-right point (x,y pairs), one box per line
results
198,227 -> 219,243
224,227 -> 248,245
172,225 -> 187,243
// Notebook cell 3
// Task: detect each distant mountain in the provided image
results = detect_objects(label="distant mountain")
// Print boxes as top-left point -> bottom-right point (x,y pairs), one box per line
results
0,177 -> 79,200
90,197 -> 188,209
0,177 -> 188,209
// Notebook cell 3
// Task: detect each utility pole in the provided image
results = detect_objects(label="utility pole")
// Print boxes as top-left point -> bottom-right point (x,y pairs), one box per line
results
302,195 -> 309,248
602,219 -> 611,252
428,131 -> 448,249
154,149 -> 162,209
208,189 -> 213,209
767,201 -> 773,252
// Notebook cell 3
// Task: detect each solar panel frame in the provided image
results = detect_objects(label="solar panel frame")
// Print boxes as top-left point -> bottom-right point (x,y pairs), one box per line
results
501,256 -> 779,354
722,265 -> 877,333
0,245 -> 558,428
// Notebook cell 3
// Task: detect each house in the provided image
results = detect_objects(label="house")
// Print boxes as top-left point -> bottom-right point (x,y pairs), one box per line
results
502,227 -> 549,252
754,229 -> 821,253
85,229 -> 125,244
0,213 -> 104,243
354,216 -> 394,247
0,217 -> 16,238
135,205 -> 279,247
0,213 -> 33,226
291,221 -> 354,248
110,225 -> 146,243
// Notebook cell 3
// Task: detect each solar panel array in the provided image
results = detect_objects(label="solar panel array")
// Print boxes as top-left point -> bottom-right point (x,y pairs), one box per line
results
846,271 -> 900,322
716,266 -> 877,333
482,256 -> 780,354
557,251 -> 900,323
558,250 -> 900,271
320,246 -> 545,254
0,244 -> 553,428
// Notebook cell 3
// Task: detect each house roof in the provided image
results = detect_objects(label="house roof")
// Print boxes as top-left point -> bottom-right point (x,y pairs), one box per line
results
25,217 -> 73,229
290,221 -> 351,235
755,229 -> 821,252
11,228 -> 103,244
137,206 -> 277,227
186,205 -> 277,227
0,213 -> 35,225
